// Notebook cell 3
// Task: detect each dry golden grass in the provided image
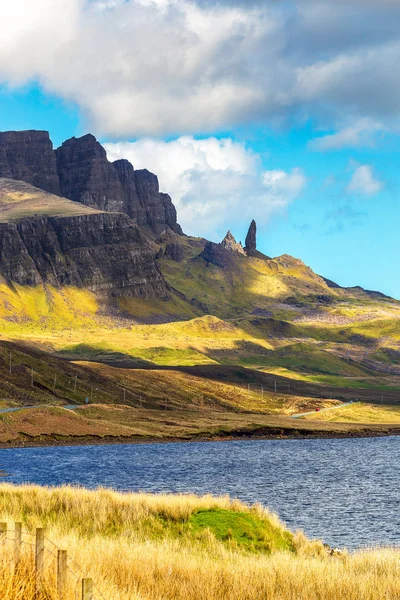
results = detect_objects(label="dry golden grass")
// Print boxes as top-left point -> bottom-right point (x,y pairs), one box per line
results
1,402 -> 381,446
302,402 -> 400,424
0,485 -> 398,600
0,178 -> 101,221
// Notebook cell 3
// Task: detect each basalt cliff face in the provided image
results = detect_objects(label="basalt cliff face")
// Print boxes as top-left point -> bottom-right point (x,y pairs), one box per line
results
0,131 -> 60,196
0,130 -> 182,236
0,179 -> 168,298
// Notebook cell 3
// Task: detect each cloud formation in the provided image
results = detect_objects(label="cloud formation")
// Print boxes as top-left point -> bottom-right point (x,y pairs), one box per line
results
105,137 -> 306,237
347,165 -> 383,196
1,0 -> 400,137
309,119 -> 384,151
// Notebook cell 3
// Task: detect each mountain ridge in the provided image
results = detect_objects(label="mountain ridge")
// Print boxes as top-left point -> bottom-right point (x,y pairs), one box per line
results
0,177 -> 167,298
0,128 -> 397,335
0,130 -> 182,236
0,136 -> 399,428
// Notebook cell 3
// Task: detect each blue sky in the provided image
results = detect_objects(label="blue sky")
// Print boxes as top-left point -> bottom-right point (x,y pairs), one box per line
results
1,0 -> 400,297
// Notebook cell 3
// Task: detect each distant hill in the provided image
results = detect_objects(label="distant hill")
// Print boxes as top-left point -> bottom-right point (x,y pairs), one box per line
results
0,129 -> 399,405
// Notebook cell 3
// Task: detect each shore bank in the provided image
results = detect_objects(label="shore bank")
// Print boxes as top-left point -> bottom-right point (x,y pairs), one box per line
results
1,424 -> 399,449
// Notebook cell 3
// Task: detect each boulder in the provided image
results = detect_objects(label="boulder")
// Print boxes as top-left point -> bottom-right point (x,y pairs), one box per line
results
162,242 -> 185,262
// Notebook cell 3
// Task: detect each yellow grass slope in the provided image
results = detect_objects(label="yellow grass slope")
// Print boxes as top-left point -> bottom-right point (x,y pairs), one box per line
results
302,402 -> 400,424
0,284 -> 100,335
0,178 -> 100,221
0,484 -> 398,600
160,244 -> 336,318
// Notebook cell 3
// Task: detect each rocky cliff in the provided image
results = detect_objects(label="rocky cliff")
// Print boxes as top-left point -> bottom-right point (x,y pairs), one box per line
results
0,131 -> 60,195
0,179 -> 168,298
200,231 -> 246,268
0,130 -> 183,236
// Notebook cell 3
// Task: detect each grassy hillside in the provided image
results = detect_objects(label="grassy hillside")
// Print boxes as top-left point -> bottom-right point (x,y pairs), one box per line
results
0,211 -> 397,435
158,234 -> 395,317
0,484 -> 398,600
0,338 -> 399,445
0,178 -> 100,220
302,402 -> 400,424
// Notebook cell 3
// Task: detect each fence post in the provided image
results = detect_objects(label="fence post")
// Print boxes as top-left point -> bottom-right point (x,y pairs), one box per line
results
82,578 -> 93,600
14,522 -> 22,561
35,527 -> 45,585
0,522 -> 6,545
57,549 -> 68,599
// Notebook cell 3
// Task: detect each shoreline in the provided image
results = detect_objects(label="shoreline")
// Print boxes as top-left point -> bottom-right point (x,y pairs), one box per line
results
0,426 -> 399,450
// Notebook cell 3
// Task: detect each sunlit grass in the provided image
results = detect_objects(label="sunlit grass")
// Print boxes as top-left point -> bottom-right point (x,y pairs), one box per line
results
0,484 -> 398,600
302,402 -> 400,424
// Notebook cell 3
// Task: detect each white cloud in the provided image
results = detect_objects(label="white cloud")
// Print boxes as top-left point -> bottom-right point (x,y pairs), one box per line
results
262,169 -> 307,205
105,137 -> 306,237
0,0 -> 280,137
309,119 -> 384,151
347,165 -> 383,196
1,1 -> 400,137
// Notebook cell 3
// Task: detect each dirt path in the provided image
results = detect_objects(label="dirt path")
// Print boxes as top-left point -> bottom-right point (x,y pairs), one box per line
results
291,401 -> 355,419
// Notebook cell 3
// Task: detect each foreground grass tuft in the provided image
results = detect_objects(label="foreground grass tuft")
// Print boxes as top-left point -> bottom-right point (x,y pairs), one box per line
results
0,484 -> 398,599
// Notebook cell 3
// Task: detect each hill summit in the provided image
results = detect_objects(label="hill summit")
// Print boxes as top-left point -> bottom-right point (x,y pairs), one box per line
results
0,128 -> 394,325
0,130 -> 182,236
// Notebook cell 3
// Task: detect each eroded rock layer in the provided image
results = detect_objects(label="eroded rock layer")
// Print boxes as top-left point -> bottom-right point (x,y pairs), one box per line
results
0,207 -> 167,298
0,131 -> 60,195
55,134 -> 183,235
0,130 -> 183,236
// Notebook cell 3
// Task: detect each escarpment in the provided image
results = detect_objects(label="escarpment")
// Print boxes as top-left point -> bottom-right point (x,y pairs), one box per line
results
0,212 -> 167,297
0,131 -> 60,195
0,179 -> 168,298
0,130 -> 183,236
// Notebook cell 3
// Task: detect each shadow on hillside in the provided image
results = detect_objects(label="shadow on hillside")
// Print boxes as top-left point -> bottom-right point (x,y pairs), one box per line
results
56,344 -> 155,368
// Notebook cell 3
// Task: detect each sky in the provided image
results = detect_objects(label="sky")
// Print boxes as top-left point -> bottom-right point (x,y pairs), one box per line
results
1,0 -> 400,297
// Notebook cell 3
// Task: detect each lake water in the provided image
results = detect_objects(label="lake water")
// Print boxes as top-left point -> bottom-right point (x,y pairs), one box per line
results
1,436 -> 399,550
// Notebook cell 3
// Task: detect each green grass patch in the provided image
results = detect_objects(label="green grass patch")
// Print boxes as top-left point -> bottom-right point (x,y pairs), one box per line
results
306,374 -> 400,391
188,508 -> 294,553
59,342 -> 216,367
128,347 -> 216,366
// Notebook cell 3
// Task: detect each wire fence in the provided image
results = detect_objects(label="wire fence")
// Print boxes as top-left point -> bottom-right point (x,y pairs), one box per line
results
2,347 -> 400,415
0,522 -> 107,600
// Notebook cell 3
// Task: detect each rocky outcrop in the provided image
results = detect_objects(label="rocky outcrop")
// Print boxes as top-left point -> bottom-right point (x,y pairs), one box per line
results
200,241 -> 236,269
56,134 -> 182,235
200,231 -> 247,268
55,134 -> 125,213
220,231 -> 245,255
0,130 -> 183,236
162,242 -> 185,262
0,211 -> 168,298
245,220 -> 257,256
0,131 -> 60,195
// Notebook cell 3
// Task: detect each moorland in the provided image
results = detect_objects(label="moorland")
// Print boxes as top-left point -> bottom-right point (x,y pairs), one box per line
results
0,130 -> 399,445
